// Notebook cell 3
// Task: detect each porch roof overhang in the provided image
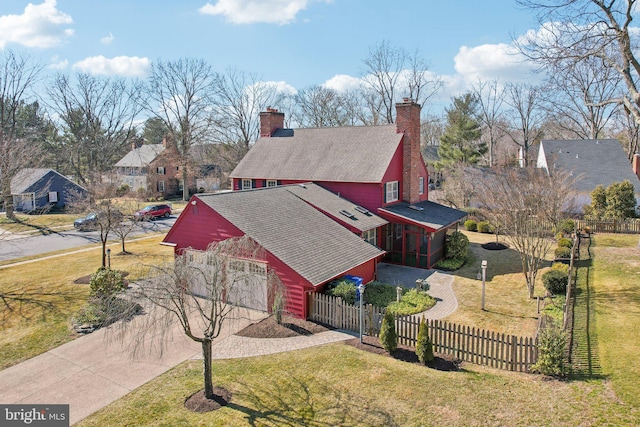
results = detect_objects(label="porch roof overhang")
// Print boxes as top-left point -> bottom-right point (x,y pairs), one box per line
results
378,200 -> 468,232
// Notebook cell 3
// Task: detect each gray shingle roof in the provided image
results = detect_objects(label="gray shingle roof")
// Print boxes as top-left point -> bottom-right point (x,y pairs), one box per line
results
10,168 -> 52,194
379,200 -> 467,231
286,183 -> 387,232
114,144 -> 165,167
230,124 -> 402,182
195,186 -> 385,286
539,139 -> 640,194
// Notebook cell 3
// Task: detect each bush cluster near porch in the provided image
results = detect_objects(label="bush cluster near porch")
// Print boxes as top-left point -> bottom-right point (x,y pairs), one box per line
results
324,280 -> 435,315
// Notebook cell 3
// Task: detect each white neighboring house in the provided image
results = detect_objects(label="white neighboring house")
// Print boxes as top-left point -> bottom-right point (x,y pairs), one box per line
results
536,139 -> 640,212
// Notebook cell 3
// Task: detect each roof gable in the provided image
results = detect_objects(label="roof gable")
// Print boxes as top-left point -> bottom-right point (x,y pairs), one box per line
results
540,139 -> 640,194
230,124 -> 402,183
114,144 -> 165,167
195,186 -> 384,286
10,168 -> 86,195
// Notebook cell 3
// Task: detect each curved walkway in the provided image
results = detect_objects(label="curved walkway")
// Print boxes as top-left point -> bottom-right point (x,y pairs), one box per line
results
376,263 -> 458,319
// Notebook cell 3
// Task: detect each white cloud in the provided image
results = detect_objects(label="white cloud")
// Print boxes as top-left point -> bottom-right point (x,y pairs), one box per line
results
263,80 -> 298,95
72,55 -> 151,77
49,55 -> 68,70
199,0 -> 322,25
0,0 -> 73,48
453,43 -> 536,84
101,32 -> 114,45
322,74 -> 363,92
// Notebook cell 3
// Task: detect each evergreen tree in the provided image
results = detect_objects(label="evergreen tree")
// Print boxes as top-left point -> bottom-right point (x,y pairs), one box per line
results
605,181 -> 637,219
379,311 -> 397,353
437,93 -> 486,167
416,317 -> 434,364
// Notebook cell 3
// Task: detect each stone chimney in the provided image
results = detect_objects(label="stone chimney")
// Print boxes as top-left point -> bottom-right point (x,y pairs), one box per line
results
396,98 -> 422,204
131,137 -> 143,150
633,153 -> 640,180
260,107 -> 285,137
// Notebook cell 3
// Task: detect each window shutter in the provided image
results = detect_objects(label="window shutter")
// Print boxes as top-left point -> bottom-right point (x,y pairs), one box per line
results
262,180 -> 267,187
383,183 -> 387,203
252,179 -> 256,188
277,180 -> 282,186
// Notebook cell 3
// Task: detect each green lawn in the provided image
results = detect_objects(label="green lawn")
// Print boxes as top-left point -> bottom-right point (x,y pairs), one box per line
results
78,343 -> 639,426
0,236 -> 173,370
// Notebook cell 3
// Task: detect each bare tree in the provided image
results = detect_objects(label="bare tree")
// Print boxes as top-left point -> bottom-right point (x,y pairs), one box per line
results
124,236 -> 284,401
0,51 -> 44,219
502,83 -> 547,167
361,40 -> 442,123
542,55 -> 620,139
612,108 -> 640,159
45,73 -> 142,185
143,58 -> 216,201
472,79 -> 505,167
210,68 -> 283,171
517,0 -> 640,130
293,85 -> 348,127
479,167 -> 576,298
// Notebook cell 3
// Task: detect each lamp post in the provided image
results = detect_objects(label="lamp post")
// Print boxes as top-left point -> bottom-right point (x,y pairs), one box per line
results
106,248 -> 111,269
358,283 -> 365,343
481,260 -> 487,310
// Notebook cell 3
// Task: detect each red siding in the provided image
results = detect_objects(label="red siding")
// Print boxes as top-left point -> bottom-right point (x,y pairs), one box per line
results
232,178 -> 306,191
381,142 -> 404,207
316,181 -> 383,212
163,196 -> 315,319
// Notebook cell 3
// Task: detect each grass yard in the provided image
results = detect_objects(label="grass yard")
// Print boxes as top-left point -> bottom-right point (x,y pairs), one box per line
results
0,235 -> 173,370
588,234 -> 640,408
444,230 -> 545,336
0,213 -> 80,234
78,343 -> 639,427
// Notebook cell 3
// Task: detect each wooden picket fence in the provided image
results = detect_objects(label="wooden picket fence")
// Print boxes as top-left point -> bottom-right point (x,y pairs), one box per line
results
575,218 -> 640,234
308,293 -> 538,372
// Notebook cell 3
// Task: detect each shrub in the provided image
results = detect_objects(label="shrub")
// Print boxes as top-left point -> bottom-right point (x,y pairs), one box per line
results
90,268 -> 126,298
557,237 -> 573,248
477,221 -> 493,233
327,280 -> 357,304
551,262 -> 569,275
73,296 -> 142,329
272,293 -> 284,325
435,257 -> 466,271
364,282 -> 402,308
445,231 -> 469,260
386,289 -> 436,315
379,311 -> 397,353
542,269 -> 568,295
115,184 -> 130,197
554,246 -> 572,259
464,219 -> 477,232
415,317 -> 434,364
531,321 -> 568,376
558,219 -> 575,235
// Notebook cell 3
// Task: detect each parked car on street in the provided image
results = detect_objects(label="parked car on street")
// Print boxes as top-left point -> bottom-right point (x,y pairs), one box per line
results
74,212 -> 98,231
134,204 -> 172,221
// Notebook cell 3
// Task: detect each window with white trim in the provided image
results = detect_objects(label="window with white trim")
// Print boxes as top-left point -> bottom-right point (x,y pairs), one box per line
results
242,179 -> 252,190
385,181 -> 399,203
157,181 -> 165,192
248,262 -> 267,275
419,176 -> 424,195
157,166 -> 165,175
362,228 -> 377,246
266,180 -> 277,187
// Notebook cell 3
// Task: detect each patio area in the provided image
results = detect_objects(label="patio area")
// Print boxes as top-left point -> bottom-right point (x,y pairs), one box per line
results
376,263 -> 458,319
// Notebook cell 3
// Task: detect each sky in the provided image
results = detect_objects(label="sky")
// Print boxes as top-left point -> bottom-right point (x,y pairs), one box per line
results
0,0 -> 543,114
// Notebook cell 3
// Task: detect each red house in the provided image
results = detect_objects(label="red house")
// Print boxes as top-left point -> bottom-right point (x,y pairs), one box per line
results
230,99 -> 466,269
163,99 -> 466,318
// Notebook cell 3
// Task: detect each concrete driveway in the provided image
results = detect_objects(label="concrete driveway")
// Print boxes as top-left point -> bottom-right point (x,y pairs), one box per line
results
376,263 -> 458,319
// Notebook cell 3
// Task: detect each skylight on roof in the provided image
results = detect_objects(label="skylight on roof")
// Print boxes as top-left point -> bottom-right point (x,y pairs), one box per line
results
408,205 -> 424,212
340,209 -> 357,220
354,205 -> 372,216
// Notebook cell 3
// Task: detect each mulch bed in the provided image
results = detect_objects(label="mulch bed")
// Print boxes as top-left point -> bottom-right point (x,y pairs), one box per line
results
236,314 -> 334,338
481,241 -> 509,251
184,388 -> 232,412
343,335 -> 461,371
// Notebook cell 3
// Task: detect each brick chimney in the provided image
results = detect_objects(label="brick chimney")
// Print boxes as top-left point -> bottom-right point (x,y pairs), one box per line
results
131,137 -> 143,150
396,98 -> 422,204
260,107 -> 284,137
633,153 -> 640,180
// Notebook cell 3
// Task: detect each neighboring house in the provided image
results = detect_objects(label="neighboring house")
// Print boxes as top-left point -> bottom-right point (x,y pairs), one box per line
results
11,168 -> 87,213
537,139 -> 640,210
114,138 -> 223,197
163,99 -> 466,318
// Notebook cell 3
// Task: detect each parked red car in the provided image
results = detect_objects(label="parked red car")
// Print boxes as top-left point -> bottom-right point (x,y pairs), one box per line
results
134,204 -> 172,220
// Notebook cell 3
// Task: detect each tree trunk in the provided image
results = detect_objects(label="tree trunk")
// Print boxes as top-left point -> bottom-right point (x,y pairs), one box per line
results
202,338 -> 213,399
